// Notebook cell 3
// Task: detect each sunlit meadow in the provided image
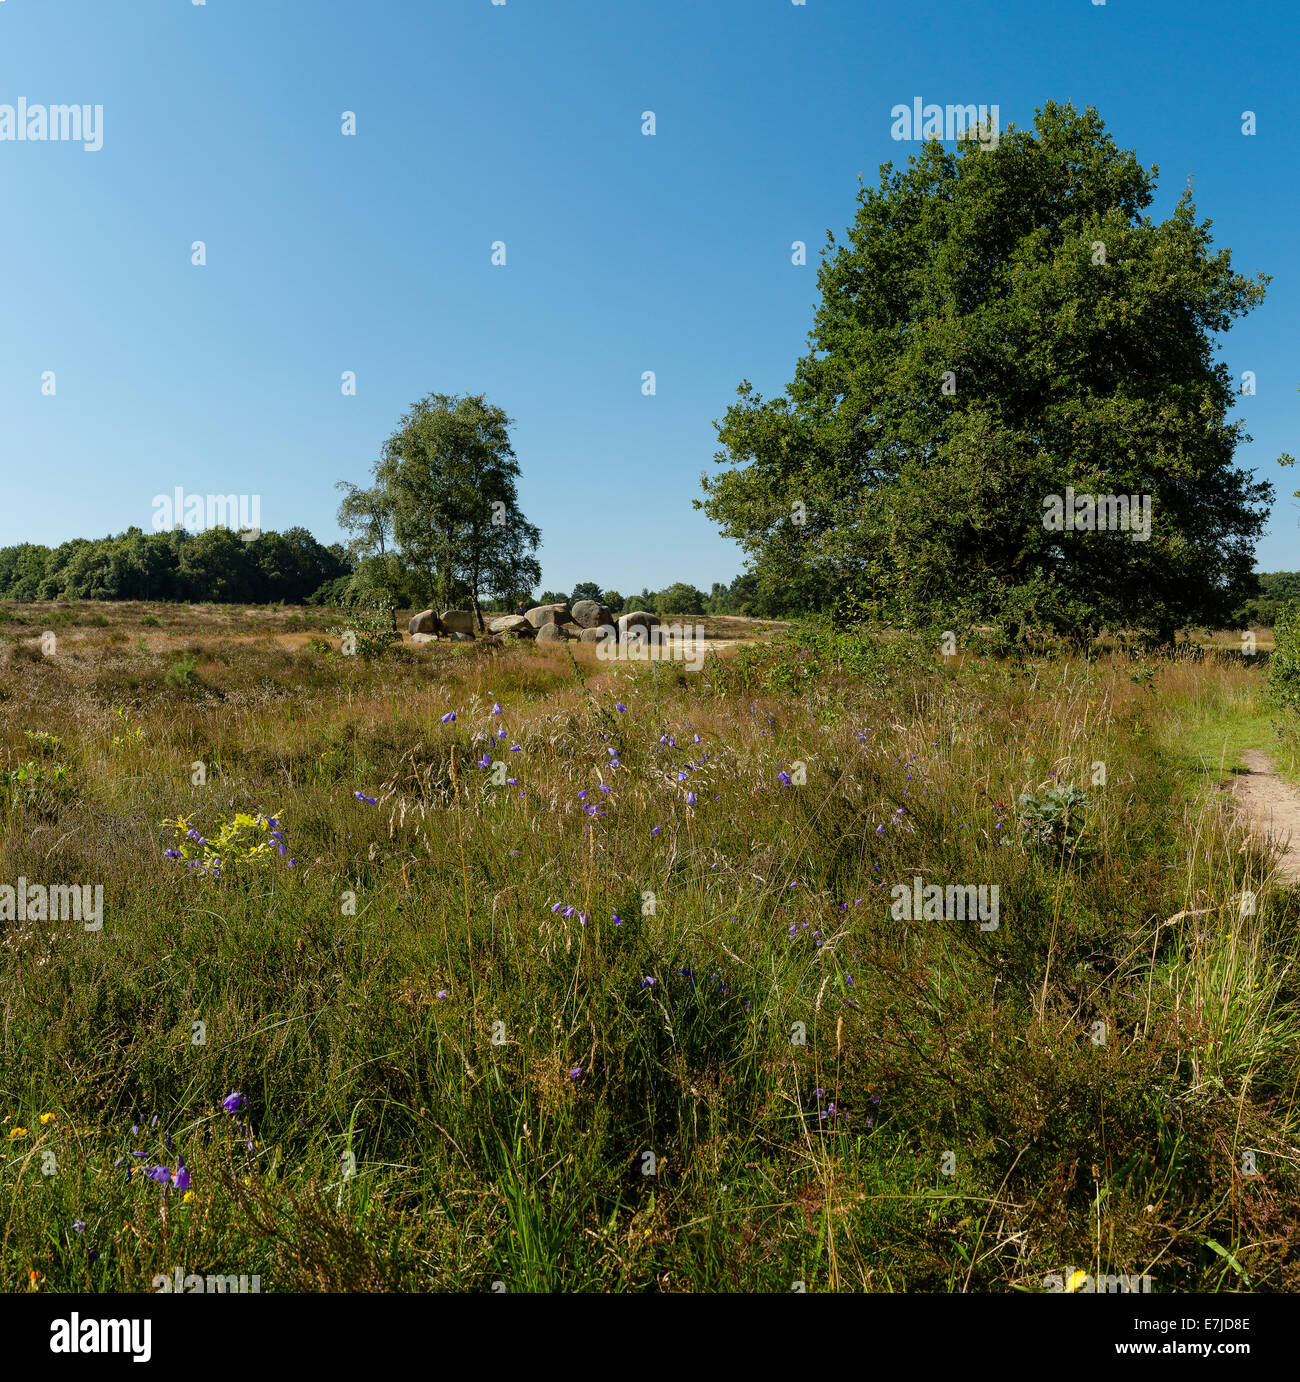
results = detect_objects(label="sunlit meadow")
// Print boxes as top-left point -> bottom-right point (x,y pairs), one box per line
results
2,600 -> 1299,1292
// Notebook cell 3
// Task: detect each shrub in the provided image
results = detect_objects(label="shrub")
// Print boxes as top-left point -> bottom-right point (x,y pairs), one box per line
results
1267,601 -> 1300,710
307,575 -> 354,607
1013,782 -> 1090,855
728,618 -> 934,694
110,707 -> 143,746
330,596 -> 399,662
165,655 -> 197,686
3,758 -> 71,809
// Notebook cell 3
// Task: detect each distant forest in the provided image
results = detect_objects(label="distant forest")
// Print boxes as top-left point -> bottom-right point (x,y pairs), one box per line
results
0,525 -> 1294,626
0,527 -> 350,606
0,528 -> 772,618
1240,572 -> 1300,627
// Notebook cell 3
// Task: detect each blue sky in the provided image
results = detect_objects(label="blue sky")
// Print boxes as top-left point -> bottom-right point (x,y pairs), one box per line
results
2,0 -> 1297,593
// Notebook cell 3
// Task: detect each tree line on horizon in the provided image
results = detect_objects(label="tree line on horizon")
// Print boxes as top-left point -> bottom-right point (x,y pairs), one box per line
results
0,526 -> 351,606
1,524 -> 1290,629
0,525 -> 784,621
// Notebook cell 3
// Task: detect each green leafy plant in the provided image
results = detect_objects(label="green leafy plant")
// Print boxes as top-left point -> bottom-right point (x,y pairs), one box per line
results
110,707 -> 143,746
165,654 -> 197,686
330,596 -> 399,662
23,729 -> 63,757
1013,782 -> 1090,854
730,619 -> 933,694
3,759 -> 71,809
1267,601 -> 1300,711
161,809 -> 291,877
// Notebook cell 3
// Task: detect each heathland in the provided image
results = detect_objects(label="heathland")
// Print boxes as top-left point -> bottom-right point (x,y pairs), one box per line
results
2,599 -> 1298,1291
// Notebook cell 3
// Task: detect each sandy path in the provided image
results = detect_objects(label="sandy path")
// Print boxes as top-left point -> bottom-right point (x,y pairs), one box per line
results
1234,750 -> 1300,885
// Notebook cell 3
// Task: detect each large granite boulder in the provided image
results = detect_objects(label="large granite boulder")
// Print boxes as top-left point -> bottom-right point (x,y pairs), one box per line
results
570,599 -> 613,630
440,610 -> 477,636
525,602 -> 572,629
488,614 -> 533,636
616,610 -> 660,637
578,625 -> 616,645
409,609 -> 441,635
535,622 -> 570,644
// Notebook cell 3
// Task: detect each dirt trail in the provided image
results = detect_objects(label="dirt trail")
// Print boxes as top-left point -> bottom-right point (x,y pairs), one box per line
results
1233,750 -> 1300,885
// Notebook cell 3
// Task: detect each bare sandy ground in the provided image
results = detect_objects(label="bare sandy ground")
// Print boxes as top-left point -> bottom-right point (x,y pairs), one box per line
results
1234,750 -> 1300,885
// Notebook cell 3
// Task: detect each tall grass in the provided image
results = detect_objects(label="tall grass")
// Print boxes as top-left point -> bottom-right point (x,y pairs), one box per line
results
1,604 -> 1298,1291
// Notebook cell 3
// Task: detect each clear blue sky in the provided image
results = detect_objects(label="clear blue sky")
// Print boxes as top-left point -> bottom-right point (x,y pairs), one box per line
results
2,0 -> 1297,592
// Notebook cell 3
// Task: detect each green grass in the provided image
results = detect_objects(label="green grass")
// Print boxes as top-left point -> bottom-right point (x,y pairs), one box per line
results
2,604 -> 1299,1292
1153,667 -> 1300,786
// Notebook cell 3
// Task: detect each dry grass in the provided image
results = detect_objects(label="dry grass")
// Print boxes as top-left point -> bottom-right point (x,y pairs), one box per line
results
1,603 -> 1298,1292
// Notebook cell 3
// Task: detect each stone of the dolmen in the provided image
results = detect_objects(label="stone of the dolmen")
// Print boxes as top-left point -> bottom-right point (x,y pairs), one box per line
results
616,610 -> 660,637
570,599 -> 613,629
488,614 -> 534,636
525,603 -> 573,629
